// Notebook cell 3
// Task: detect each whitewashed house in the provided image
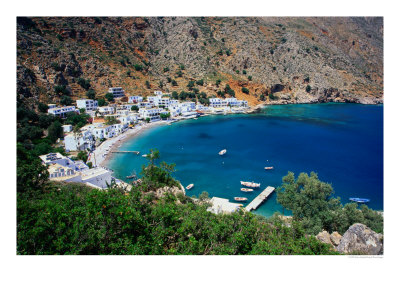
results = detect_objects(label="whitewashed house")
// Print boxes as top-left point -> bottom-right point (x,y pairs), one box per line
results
138,102 -> 153,109
48,106 -> 78,118
108,87 -> 125,98
128,96 -> 143,103
64,129 -> 95,152
62,124 -> 73,133
209,98 -> 223,108
98,106 -> 115,116
139,108 -> 162,122
76,99 -> 98,112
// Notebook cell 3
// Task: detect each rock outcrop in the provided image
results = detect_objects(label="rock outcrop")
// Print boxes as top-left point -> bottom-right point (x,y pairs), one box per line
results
336,223 -> 383,255
316,231 -> 333,246
330,231 -> 342,247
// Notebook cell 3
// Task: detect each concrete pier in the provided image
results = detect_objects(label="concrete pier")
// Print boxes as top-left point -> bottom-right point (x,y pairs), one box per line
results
245,186 -> 275,212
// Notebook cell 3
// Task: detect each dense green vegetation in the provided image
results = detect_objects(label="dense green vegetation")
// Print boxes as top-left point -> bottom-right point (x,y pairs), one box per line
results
17,149 -> 336,255
277,172 -> 383,235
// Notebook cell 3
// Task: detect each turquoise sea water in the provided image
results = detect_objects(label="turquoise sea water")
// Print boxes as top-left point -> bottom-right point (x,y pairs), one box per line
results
107,103 -> 383,217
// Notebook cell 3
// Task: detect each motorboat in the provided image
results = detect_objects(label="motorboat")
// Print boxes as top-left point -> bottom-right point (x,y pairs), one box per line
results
240,181 -> 261,188
219,149 -> 227,156
264,167 -> 274,170
186,183 -> 194,190
349,198 -> 370,203
234,197 -> 248,201
241,188 -> 254,192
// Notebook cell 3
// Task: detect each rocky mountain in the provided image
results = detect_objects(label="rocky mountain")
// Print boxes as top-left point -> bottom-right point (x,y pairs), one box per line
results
17,16 -> 383,107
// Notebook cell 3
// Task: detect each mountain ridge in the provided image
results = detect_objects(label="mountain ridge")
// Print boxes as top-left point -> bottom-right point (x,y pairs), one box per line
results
17,17 -> 383,106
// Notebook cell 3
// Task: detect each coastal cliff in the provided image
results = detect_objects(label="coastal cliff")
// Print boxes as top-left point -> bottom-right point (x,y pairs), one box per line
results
17,17 -> 383,106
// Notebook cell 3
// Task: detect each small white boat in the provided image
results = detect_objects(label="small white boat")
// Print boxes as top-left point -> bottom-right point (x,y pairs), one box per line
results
142,154 -> 148,157
219,149 -> 227,155
234,197 -> 248,201
186,183 -> 194,190
240,181 -> 261,188
264,166 -> 274,170
241,188 -> 254,192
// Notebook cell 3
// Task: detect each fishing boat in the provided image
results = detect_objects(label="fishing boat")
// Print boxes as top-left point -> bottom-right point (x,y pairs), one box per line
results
186,183 -> 194,190
240,181 -> 261,188
240,188 -> 254,192
142,154 -> 148,157
219,149 -> 227,156
264,166 -> 274,170
126,172 -> 137,179
234,197 -> 248,201
349,198 -> 370,203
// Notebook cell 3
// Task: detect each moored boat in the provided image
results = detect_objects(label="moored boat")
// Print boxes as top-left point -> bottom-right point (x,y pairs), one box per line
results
264,166 -> 274,170
349,197 -> 370,203
240,181 -> 261,188
142,154 -> 148,157
219,149 -> 227,155
234,197 -> 248,201
240,188 -> 254,192
186,183 -> 194,190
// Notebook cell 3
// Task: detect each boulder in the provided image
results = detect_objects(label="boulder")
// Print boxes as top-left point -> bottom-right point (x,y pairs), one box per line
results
330,231 -> 342,246
336,223 -> 383,255
316,231 -> 333,246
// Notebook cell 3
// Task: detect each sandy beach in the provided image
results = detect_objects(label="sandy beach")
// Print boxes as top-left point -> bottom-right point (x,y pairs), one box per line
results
88,121 -> 167,168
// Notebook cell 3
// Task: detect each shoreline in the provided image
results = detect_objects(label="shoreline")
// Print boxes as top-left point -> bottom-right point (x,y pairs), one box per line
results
89,121 -> 168,168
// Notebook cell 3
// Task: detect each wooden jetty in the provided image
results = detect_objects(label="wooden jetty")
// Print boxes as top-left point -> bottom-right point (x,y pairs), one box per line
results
245,186 -> 275,212
111,151 -> 140,155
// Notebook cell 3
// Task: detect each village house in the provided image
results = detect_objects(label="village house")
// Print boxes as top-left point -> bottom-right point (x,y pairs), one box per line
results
47,106 -> 79,118
108,87 -> 125,99
64,128 -> 95,152
98,106 -> 115,116
139,107 -> 162,122
76,99 -> 98,112
128,96 -> 143,103
39,153 -> 114,189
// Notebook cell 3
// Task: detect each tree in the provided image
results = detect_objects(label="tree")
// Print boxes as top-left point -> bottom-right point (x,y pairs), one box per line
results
216,79 -> 221,87
104,116 -> 120,125
259,94 -> 266,101
131,105 -> 139,112
187,81 -> 195,89
17,143 -> 48,194
60,95 -> 72,106
38,103 -> 48,113
248,76 -> 252,81
171,91 -> 178,99
196,79 -> 204,86
86,89 -> 96,99
145,81 -> 151,89
98,98 -> 107,107
306,85 -> 311,93
134,64 -> 143,71
77,78 -> 91,90
160,112 -> 170,120
242,70 -> 247,75
47,120 -> 63,143
77,151 -> 88,162
105,93 -> 114,102
54,85 -> 70,96
242,87 -> 250,94
163,67 -> 169,72
277,171 -> 383,235
145,117 -> 150,123
176,70 -> 183,77
171,80 -> 178,86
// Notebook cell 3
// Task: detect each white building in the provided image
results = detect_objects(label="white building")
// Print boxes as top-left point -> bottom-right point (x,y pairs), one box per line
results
76,99 -> 98,112
48,106 -> 78,118
108,87 -> 125,98
62,124 -> 73,133
118,114 -> 139,125
139,108 -> 162,122
98,106 -> 115,116
154,97 -> 171,107
179,101 -> 196,111
209,98 -> 223,108
64,129 -> 95,152
40,153 -> 114,189
138,102 -> 153,109
196,104 -> 211,112
128,96 -> 143,103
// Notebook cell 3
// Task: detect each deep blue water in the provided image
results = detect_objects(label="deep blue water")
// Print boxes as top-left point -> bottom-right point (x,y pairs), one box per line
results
107,103 -> 383,217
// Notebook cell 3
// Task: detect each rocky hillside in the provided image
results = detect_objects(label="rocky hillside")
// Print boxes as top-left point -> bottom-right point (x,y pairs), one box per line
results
17,17 -> 383,107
